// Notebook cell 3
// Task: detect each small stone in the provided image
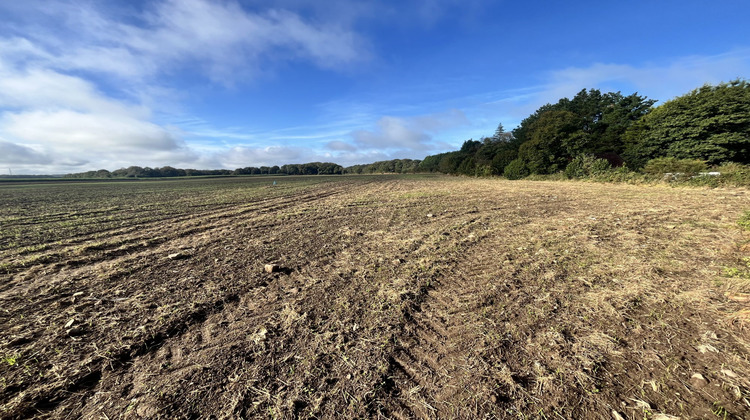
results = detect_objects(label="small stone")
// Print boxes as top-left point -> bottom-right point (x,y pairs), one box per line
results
611,410 -> 625,420
689,373 -> 708,388
167,252 -> 190,260
67,326 -> 86,336
264,264 -> 280,273
696,344 -> 718,354
632,399 -> 651,410
426,213 -> 434,218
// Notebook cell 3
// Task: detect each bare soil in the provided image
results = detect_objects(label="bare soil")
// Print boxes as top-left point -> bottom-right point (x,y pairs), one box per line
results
2,175 -> 750,419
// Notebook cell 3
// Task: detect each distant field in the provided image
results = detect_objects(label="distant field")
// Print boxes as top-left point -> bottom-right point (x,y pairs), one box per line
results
1,175 -> 750,418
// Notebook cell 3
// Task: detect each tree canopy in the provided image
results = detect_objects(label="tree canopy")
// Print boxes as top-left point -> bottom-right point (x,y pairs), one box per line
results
623,79 -> 750,167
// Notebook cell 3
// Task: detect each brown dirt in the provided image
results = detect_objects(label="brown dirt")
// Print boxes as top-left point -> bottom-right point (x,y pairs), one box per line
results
1,175 -> 750,419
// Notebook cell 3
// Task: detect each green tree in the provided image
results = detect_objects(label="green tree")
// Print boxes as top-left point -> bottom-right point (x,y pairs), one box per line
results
623,79 -> 750,167
457,156 -> 476,176
513,89 -> 655,164
438,152 -> 462,174
518,110 -> 580,174
503,158 -> 528,180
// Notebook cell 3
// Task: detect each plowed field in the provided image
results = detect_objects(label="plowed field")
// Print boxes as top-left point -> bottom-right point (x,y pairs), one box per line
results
2,175 -> 750,419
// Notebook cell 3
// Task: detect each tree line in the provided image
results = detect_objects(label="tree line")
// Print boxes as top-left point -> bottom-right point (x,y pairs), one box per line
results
63,159 -> 424,179
418,79 -> 749,178
66,161 -> 374,179
64,79 -> 747,180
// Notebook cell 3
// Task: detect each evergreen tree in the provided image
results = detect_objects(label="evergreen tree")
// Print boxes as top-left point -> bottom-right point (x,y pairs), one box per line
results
623,79 -> 750,167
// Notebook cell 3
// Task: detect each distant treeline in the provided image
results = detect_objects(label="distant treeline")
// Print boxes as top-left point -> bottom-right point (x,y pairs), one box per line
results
64,79 -> 748,181
344,159 -> 421,174
64,167 -> 234,179
419,79 -> 750,178
63,160 -> 420,179
0,174 -> 63,179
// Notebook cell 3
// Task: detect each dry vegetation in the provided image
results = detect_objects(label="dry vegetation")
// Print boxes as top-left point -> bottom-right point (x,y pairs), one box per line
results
1,175 -> 750,419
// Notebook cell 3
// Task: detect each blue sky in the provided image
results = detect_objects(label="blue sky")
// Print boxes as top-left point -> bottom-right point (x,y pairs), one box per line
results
1,0 -> 748,174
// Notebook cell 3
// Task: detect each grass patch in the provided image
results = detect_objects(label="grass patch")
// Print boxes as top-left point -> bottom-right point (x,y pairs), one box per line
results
738,211 -> 750,231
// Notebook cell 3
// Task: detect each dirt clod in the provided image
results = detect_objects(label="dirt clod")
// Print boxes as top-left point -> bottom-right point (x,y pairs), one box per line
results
264,263 -> 280,273
690,373 -> 708,388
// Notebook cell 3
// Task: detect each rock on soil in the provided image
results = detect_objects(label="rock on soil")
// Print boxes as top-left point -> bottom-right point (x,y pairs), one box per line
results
690,373 -> 708,388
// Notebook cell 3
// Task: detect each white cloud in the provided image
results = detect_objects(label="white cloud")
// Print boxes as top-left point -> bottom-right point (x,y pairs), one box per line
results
477,48 -> 750,130
219,145 -> 306,168
0,66 -> 143,115
0,140 -> 51,165
326,141 -> 357,152
545,50 -> 750,104
2,110 -> 180,152
353,116 -> 430,150
214,144 -> 410,168
0,64 -> 186,172
351,110 -> 468,151
0,0 -> 373,173
0,0 -> 367,84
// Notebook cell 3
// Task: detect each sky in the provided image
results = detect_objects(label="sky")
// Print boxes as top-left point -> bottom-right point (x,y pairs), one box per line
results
1,0 -> 749,174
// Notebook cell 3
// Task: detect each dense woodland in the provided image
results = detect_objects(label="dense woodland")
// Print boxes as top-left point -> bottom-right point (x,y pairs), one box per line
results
419,79 -> 749,178
64,79 -> 749,180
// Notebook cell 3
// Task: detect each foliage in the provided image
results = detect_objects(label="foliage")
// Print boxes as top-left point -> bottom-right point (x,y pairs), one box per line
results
345,159 -> 421,174
623,79 -> 750,167
513,89 -> 655,155
457,156 -> 477,176
564,155 -> 611,178
519,110 -> 579,174
738,211 -> 750,231
642,157 -> 707,175
503,159 -> 528,180
66,163 -> 344,179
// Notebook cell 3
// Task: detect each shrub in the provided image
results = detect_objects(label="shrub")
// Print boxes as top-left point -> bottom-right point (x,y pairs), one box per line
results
739,211 -> 750,231
642,157 -> 707,176
564,155 -> 612,178
503,159 -> 529,180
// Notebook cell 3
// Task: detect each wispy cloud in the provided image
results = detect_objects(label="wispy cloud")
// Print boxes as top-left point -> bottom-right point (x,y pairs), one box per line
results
545,48 -> 750,104
0,0 -> 371,173
326,141 -> 358,152
475,48 -> 750,130
0,0 -> 368,84
350,110 -> 469,152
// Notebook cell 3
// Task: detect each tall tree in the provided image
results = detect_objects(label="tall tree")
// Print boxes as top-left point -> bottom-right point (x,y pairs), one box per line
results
623,79 -> 750,167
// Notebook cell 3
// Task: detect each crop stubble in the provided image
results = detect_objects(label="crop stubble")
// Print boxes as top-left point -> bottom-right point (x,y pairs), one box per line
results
1,175 -> 750,419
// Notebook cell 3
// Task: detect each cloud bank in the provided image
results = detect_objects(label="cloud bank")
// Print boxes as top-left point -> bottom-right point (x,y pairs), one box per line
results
0,1 -> 748,174
0,0 -> 368,173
